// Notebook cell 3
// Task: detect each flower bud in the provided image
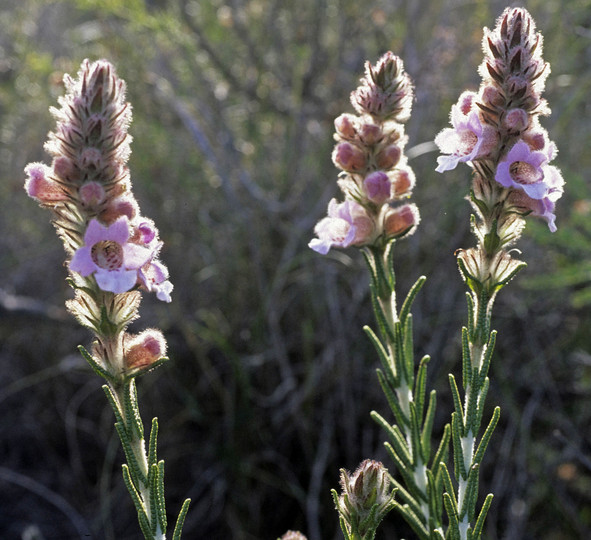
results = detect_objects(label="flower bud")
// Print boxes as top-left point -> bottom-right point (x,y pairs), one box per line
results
80,147 -> 103,169
375,144 -> 401,170
383,203 -> 420,239
363,171 -> 391,204
335,459 -> 395,539
79,181 -> 106,208
100,193 -> 139,223
358,122 -> 383,145
279,532 -> 307,540
53,156 -> 77,181
334,114 -> 357,140
479,84 -> 505,108
332,142 -> 367,172
124,329 -> 167,372
503,108 -> 529,133
390,167 -> 415,198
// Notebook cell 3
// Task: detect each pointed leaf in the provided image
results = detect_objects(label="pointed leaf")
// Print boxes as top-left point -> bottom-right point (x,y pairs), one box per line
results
364,326 -> 396,384
414,356 -> 430,423
375,371 -> 409,428
400,275 -> 426,325
78,345 -> 115,382
472,493 -> 493,539
172,498 -> 191,540
421,390 -> 437,463
473,407 -> 500,466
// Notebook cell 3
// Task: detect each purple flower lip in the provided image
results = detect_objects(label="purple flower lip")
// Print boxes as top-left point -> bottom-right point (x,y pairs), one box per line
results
70,217 -> 154,294
309,199 -> 374,255
494,141 -> 550,199
435,108 -> 494,173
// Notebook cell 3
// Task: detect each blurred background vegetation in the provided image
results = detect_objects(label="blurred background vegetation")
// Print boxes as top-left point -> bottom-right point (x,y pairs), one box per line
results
1,0 -> 590,538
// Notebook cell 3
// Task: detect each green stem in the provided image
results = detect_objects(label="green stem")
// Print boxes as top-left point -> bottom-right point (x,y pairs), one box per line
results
110,380 -> 166,540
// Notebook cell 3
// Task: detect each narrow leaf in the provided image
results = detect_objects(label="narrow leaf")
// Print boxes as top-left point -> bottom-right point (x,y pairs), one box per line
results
400,275 -> 426,324
443,493 -> 461,540
148,417 -> 159,468
448,375 -> 464,422
421,390 -> 437,463
364,326 -> 396,384
461,328 -> 472,388
78,345 -> 114,382
473,407 -> 501,466
375,372 -> 409,428
472,493 -> 493,539
431,424 -> 451,478
478,331 -> 497,387
459,463 -> 480,522
372,412 -> 412,467
414,356 -> 430,423
451,413 -> 467,480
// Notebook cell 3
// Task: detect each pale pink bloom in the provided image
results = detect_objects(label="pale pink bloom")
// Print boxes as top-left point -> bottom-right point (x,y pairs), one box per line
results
435,106 -> 497,172
138,260 -> 173,303
24,163 -> 68,203
70,217 -> 153,294
495,140 -> 559,200
508,170 -> 563,232
309,199 -> 374,254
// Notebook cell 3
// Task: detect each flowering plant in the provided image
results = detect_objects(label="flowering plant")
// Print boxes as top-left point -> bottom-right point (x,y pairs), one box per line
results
312,7 -> 562,540
432,9 -> 563,538
25,59 -> 188,539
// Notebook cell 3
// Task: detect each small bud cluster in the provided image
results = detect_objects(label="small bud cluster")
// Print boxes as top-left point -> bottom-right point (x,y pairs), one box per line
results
24,60 -> 171,377
435,7 -> 564,232
309,52 -> 419,255
334,460 -> 395,539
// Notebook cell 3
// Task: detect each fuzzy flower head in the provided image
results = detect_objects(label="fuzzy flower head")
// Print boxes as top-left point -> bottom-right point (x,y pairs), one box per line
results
350,52 -> 414,123
436,8 -> 562,233
479,7 -> 550,122
69,217 -> 153,294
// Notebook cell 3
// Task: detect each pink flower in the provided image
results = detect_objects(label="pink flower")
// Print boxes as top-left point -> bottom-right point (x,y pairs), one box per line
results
139,260 -> 173,303
495,140 -> 558,199
24,163 -> 68,203
70,217 -> 153,294
309,199 -> 374,254
507,164 -> 564,232
435,105 -> 497,172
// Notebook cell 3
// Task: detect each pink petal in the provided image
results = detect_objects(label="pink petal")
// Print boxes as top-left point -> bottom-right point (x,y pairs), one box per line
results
84,219 -> 108,245
94,268 -> 138,293
123,243 -> 153,269
105,216 -> 130,243
69,247 -> 97,276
